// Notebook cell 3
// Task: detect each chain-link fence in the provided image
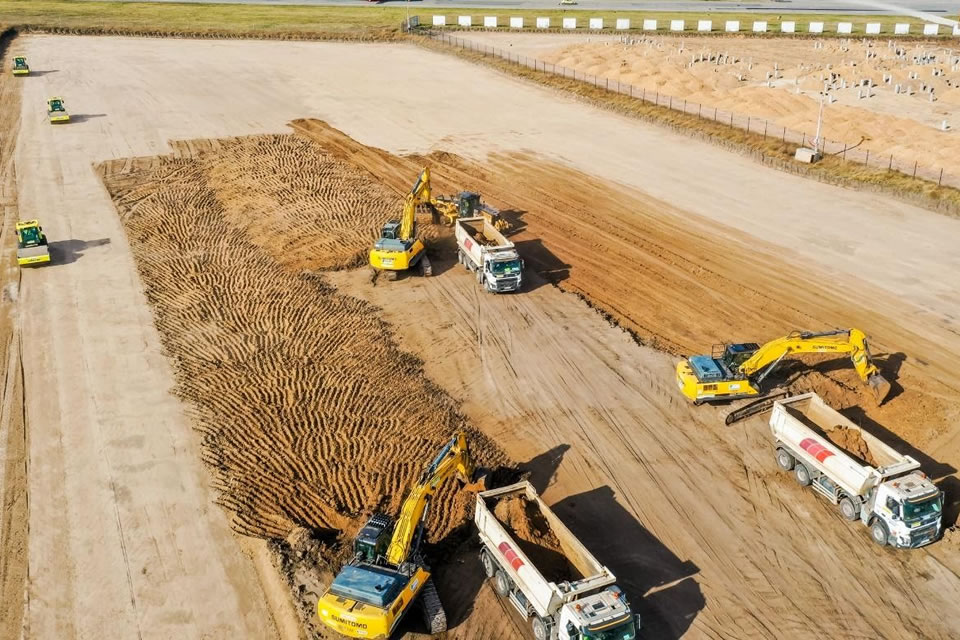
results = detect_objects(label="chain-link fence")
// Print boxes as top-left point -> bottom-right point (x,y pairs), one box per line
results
429,31 -> 960,189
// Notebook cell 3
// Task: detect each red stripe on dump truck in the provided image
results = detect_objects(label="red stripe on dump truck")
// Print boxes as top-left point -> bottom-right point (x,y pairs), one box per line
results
497,541 -> 525,571
800,438 -> 834,463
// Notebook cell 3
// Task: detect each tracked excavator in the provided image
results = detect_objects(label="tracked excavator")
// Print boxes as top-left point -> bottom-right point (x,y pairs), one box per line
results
316,432 -> 484,639
677,328 -> 891,406
412,167 -> 507,231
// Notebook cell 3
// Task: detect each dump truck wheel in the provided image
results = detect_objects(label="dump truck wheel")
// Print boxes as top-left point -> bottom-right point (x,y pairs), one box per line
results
776,448 -> 795,471
531,616 -> 549,640
794,463 -> 811,486
494,570 -> 511,597
480,550 -> 496,578
839,496 -> 859,521
870,520 -> 889,546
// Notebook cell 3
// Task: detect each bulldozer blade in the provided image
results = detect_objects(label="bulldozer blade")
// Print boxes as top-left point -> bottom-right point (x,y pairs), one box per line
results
869,373 -> 892,406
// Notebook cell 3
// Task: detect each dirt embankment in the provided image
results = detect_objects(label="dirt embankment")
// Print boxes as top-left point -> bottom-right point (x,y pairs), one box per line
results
291,119 -> 960,461
97,135 -> 513,637
493,495 -> 581,584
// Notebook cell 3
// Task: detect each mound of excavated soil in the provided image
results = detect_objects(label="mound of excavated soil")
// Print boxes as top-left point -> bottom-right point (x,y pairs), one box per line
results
827,426 -> 878,467
493,495 -> 581,584
96,135 -> 510,545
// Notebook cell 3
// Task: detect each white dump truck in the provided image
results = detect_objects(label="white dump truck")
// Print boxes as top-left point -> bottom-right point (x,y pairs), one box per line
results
770,393 -> 943,548
455,216 -> 523,293
475,482 -> 640,640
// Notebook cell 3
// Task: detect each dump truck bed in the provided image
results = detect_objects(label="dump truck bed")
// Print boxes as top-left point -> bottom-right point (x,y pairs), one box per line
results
770,393 -> 918,496
475,481 -> 615,619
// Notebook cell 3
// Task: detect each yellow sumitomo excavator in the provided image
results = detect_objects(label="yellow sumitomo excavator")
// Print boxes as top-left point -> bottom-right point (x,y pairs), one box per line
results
369,169 -> 432,280
676,328 -> 892,406
316,432 -> 484,639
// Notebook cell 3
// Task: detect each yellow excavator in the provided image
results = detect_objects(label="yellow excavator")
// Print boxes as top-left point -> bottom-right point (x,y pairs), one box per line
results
12,56 -> 29,76
676,328 -> 892,406
316,432 -> 483,639
369,167 -> 506,281
369,168 -> 432,280
412,167 -> 507,231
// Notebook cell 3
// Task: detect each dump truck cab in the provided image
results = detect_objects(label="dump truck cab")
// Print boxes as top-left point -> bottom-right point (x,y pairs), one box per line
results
867,474 -> 942,548
557,587 -> 638,639
12,56 -> 29,76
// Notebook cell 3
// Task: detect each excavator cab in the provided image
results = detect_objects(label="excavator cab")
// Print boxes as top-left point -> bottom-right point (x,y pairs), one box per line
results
717,343 -> 760,372
354,514 -> 394,564
379,220 -> 402,241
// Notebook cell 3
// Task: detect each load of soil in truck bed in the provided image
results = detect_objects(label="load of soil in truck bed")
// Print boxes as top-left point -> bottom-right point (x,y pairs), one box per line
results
826,425 -> 878,467
492,495 -> 584,584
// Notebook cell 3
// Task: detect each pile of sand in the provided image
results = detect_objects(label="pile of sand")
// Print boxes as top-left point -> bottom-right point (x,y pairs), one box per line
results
827,425 -> 878,467
493,495 -> 581,583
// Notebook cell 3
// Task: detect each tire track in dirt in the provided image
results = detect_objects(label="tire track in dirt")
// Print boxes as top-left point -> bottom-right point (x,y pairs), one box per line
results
96,135 -> 512,637
291,119 -> 959,466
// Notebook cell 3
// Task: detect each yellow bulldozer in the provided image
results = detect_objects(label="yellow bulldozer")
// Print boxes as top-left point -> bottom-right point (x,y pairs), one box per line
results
47,97 -> 70,124
12,56 -> 29,76
316,432 -> 484,639
16,220 -> 51,266
676,328 -> 891,406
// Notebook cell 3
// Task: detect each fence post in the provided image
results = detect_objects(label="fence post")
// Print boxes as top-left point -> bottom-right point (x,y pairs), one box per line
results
802,132 -> 806,146
939,168 -> 944,186
782,127 -> 786,142
698,104 -> 702,118
913,161 -> 918,178
669,96 -> 673,109
889,155 -> 893,170
747,116 -> 750,132
865,150 -> 870,165
764,121 -> 768,137
714,107 -> 717,120
842,145 -> 846,160
642,87 -> 646,101
730,113 -> 733,127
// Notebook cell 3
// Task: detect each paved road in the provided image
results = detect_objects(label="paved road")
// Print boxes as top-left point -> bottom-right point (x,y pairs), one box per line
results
83,0 -> 960,17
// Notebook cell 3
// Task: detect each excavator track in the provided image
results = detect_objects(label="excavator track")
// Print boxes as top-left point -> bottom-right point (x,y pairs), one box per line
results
725,391 -> 790,426
420,255 -> 433,277
420,577 -> 447,634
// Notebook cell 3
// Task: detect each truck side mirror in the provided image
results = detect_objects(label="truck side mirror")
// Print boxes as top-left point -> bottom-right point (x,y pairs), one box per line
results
635,614 -> 643,630
565,621 -> 577,638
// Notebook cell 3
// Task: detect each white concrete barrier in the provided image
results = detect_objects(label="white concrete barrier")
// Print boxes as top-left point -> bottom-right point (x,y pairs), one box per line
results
954,23 -> 960,36
616,19 -> 630,30
697,20 -> 712,32
895,23 -> 910,34
563,17 -> 577,29
838,22 -> 853,34
725,20 -> 740,33
671,19 -> 685,32
484,16 -> 497,28
537,17 -> 550,29
432,15 -> 446,27
781,21 -> 796,33
753,21 -> 768,33
923,23 -> 939,35
866,22 -> 881,34
458,15 -> 471,27
809,22 -> 823,34
510,17 -> 524,28
643,19 -> 658,31
590,18 -> 603,29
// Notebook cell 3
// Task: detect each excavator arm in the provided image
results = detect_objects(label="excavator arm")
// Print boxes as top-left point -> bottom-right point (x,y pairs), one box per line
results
739,329 -> 890,403
399,168 -> 433,241
385,432 -> 477,566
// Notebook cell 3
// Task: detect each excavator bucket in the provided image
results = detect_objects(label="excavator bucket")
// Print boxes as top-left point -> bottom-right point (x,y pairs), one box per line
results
462,468 -> 489,493
868,373 -> 892,406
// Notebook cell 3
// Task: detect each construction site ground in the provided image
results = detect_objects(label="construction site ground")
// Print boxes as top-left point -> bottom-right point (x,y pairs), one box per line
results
456,31 -> 960,179
1,33 -> 959,640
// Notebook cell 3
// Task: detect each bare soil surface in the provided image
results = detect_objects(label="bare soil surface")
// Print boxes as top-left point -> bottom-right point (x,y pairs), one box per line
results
457,32 -> 960,178
10,33 -> 960,640
493,495 -> 580,584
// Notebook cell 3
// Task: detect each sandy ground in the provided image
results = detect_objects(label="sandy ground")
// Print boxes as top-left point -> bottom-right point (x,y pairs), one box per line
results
456,31 -> 960,179
6,32 -> 960,640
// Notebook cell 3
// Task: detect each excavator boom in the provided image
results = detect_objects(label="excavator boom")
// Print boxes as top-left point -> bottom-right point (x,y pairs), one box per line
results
677,328 -> 891,405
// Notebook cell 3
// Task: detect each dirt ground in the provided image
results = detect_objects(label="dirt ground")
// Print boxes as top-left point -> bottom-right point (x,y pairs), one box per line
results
457,31 -> 960,177
7,32 -> 960,640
